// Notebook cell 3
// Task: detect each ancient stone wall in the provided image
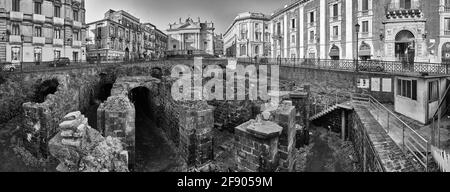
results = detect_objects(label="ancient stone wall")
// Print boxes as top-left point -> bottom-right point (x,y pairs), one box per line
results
234,120 -> 282,172
279,66 -> 395,103
350,107 -> 417,172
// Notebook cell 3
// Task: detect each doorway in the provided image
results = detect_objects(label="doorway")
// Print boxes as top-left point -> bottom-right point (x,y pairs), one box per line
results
395,30 -> 415,70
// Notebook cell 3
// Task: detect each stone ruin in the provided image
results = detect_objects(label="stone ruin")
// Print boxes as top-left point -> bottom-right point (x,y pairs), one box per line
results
234,86 -> 311,172
48,111 -> 129,172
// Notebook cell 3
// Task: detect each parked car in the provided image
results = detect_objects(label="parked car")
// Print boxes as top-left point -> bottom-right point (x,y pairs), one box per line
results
1,62 -> 20,72
50,57 -> 70,67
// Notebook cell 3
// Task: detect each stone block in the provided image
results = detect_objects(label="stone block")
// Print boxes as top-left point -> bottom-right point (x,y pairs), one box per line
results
64,111 -> 81,121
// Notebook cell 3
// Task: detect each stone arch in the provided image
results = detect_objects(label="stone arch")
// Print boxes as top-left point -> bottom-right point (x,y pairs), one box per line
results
151,67 -> 163,79
394,30 -> 416,62
110,76 -> 161,98
395,30 -> 415,43
441,41 -> 450,63
359,41 -> 373,60
329,44 -> 341,60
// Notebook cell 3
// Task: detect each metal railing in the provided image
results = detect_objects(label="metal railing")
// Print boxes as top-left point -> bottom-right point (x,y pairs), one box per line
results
310,90 -> 352,118
0,59 -> 164,74
308,90 -> 431,171
353,93 -> 430,171
388,1 -> 421,11
237,58 -> 450,75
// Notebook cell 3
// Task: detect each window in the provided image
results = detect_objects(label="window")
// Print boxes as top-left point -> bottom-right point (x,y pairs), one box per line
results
54,50 -> 61,59
34,1 -> 42,14
254,45 -> 259,55
445,18 -> 450,34
399,0 -> 412,9
333,26 -> 339,37
291,35 -> 295,44
309,11 -> 315,23
12,23 -> 20,35
34,48 -> 42,63
73,52 -> 78,62
310,31 -> 315,41
333,4 -> 339,17
54,28 -> 61,39
11,47 -> 20,62
397,79 -> 417,100
362,21 -> 369,33
240,23 -> 247,39
362,0 -> 369,11
73,10 -> 79,21
291,19 -> 296,29
240,45 -> 246,56
255,32 -> 261,41
73,31 -> 80,41
34,26 -> 42,37
12,0 -> 20,12
276,22 -> 281,35
54,6 -> 61,17
429,81 -> 439,102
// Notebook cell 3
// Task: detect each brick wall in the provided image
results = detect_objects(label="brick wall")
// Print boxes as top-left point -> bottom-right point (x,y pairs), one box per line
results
234,120 -> 282,172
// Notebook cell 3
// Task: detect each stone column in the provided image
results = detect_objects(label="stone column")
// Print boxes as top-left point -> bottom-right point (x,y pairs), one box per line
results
97,95 -> 135,169
273,101 -> 296,172
235,120 -> 282,172
179,107 -> 214,166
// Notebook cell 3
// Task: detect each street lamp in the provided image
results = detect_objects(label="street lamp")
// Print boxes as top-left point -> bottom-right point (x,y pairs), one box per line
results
355,23 -> 360,72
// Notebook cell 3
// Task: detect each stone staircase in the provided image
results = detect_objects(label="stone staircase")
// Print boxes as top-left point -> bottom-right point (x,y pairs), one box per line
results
310,102 -> 353,121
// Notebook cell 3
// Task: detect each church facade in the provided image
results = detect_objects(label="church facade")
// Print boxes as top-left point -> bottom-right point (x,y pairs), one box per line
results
166,17 -> 215,57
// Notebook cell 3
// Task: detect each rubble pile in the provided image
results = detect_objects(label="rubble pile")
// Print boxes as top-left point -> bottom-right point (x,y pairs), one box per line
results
49,111 -> 129,172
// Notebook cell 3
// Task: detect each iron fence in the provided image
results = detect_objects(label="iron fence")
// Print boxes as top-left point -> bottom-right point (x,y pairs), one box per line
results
309,90 -> 431,171
0,59 -> 160,74
352,93 -> 430,171
237,57 -> 450,75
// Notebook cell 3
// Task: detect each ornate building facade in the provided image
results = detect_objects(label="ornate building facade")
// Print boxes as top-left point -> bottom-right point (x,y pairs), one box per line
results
268,0 -> 446,63
0,0 -> 87,63
166,17 -> 215,57
223,12 -> 271,58
213,33 -> 223,56
87,9 -> 167,62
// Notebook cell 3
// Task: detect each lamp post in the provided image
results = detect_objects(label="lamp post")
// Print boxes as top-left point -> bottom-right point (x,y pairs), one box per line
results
355,23 -> 360,72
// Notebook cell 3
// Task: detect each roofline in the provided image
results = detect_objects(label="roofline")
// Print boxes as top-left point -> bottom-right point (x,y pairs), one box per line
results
224,15 -> 270,37
270,0 -> 310,19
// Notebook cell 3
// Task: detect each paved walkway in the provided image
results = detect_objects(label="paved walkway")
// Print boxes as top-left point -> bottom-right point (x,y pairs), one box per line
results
354,106 -> 417,172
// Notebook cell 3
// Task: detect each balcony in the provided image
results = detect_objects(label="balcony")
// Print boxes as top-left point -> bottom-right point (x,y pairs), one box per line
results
330,16 -> 339,22
9,35 -> 22,44
445,30 -> 450,36
32,37 -> 45,45
53,39 -> 63,46
331,35 -> 339,41
33,14 -> 46,24
73,21 -> 82,29
72,40 -> 82,48
53,17 -> 64,26
10,11 -> 23,21
386,1 -> 422,19
445,5 -> 450,12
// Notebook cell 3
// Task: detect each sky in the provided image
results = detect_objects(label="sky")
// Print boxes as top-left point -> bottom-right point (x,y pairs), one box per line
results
86,0 -> 293,34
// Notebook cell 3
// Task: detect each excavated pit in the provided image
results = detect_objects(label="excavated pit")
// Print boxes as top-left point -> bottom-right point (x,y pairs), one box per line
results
130,87 -> 183,172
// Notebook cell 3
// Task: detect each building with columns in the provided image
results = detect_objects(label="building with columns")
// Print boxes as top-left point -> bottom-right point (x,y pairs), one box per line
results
0,0 -> 87,64
268,0 -> 447,63
166,17 -> 215,57
223,12 -> 271,58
